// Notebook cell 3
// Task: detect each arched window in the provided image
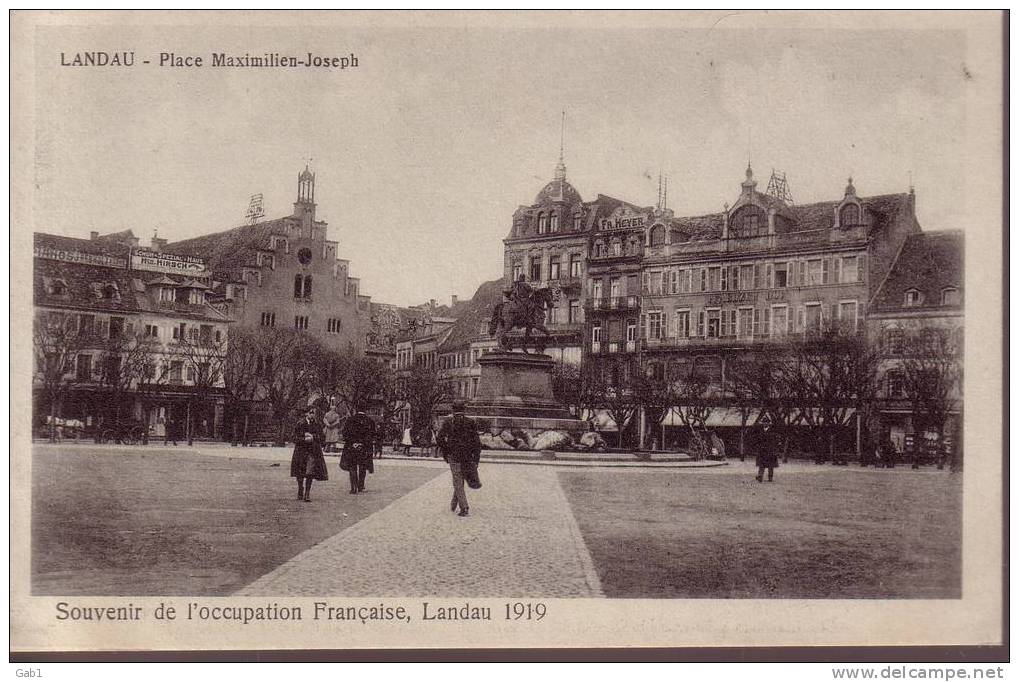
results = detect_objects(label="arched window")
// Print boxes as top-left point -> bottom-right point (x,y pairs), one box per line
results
649,225 -> 666,247
303,275 -> 313,298
537,213 -> 548,234
729,206 -> 766,237
840,203 -> 861,227
573,213 -> 582,231
294,274 -> 303,298
549,213 -> 559,232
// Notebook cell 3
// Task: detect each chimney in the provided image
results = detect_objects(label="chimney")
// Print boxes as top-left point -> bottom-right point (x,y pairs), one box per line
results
90,231 -> 99,241
430,298 -> 436,310
451,295 -> 458,307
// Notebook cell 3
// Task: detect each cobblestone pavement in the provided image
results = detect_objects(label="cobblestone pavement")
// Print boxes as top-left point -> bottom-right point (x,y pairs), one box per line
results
236,464 -> 604,598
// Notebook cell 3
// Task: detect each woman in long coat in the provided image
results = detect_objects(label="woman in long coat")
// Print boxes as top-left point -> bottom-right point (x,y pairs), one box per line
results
322,405 -> 342,452
291,407 -> 329,501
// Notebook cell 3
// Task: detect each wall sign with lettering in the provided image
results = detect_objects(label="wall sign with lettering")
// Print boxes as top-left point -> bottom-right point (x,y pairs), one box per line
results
34,245 -> 127,269
131,250 -> 207,275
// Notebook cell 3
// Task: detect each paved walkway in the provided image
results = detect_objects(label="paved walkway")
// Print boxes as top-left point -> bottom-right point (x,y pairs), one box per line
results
236,464 -> 604,598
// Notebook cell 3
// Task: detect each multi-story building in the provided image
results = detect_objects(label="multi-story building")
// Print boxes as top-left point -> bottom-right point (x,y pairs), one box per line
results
163,167 -> 374,353
33,231 -> 232,439
633,169 -> 917,391
436,280 -> 503,399
502,152 -> 589,363
868,230 -> 963,454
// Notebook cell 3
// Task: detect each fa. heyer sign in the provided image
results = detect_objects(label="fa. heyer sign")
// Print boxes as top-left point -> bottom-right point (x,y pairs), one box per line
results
132,250 -> 206,275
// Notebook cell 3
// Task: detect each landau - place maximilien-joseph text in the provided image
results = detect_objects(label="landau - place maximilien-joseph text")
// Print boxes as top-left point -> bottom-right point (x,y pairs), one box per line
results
59,51 -> 359,69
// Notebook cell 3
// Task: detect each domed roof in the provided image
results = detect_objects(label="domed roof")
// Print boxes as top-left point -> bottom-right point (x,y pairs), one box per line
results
534,177 -> 582,205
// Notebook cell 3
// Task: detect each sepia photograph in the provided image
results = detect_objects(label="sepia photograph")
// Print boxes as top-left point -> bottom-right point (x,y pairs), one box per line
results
9,10 -> 1005,657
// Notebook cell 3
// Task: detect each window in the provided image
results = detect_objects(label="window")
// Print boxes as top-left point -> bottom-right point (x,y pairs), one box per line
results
941,287 -> 961,306
885,328 -> 904,355
612,240 -> 622,256
260,312 -> 276,327
538,213 -> 548,234
841,256 -> 859,283
168,360 -> 183,382
675,310 -> 690,338
840,203 -> 860,227
626,321 -> 637,342
707,309 -> 721,338
609,278 -> 620,299
186,365 -> 196,383
144,324 -> 159,338
807,260 -> 823,285
573,213 -> 582,231
294,315 -> 309,331
569,254 -> 582,278
78,314 -> 95,336
904,289 -> 923,307
649,226 -> 665,247
774,262 -> 788,288
215,330 -> 221,343
549,255 -> 561,280
839,301 -> 858,331
109,317 -> 124,339
327,318 -> 342,333
546,306 -> 558,324
298,247 -> 313,265
739,265 -> 754,290
75,354 -> 92,381
804,303 -> 823,331
771,305 -> 788,337
199,325 -> 213,343
159,286 -> 175,302
512,263 -> 522,282
738,308 -> 754,339
592,325 -> 602,343
720,309 -> 737,337
887,370 -> 905,398
529,257 -> 542,282
271,236 -> 289,252
568,300 -> 580,324
592,279 -> 603,300
648,312 -> 664,340
707,267 -> 722,292
258,253 -> 275,269
549,213 -> 559,232
648,272 -> 662,295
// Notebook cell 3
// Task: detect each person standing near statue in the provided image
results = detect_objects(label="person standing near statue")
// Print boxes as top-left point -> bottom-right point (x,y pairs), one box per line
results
291,407 -> 328,502
342,405 -> 376,494
436,400 -> 482,517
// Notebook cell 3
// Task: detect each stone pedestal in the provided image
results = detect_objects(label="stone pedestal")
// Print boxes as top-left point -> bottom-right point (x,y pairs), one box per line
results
464,350 -> 591,451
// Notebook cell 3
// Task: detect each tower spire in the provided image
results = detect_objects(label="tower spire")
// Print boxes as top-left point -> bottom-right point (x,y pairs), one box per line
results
554,110 -> 567,182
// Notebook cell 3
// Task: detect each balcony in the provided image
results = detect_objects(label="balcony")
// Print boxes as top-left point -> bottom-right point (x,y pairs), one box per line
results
641,333 -> 790,350
590,340 -> 637,354
587,296 -> 640,311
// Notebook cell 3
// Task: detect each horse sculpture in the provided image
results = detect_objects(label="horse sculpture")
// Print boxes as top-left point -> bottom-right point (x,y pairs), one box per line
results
488,285 -> 558,353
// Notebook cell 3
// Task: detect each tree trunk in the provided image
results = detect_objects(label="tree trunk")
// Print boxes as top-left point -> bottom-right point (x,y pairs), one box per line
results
739,426 -> 746,461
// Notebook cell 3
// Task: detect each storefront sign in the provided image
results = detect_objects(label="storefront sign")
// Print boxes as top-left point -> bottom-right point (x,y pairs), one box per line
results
598,213 -> 646,230
131,249 -> 206,275
34,245 -> 127,269
765,290 -> 787,302
707,291 -> 758,306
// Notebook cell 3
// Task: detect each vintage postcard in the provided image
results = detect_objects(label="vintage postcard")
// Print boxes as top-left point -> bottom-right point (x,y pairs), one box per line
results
10,10 -> 1004,655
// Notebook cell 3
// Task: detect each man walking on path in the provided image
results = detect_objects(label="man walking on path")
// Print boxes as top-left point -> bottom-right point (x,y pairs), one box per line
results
436,400 -> 482,517
291,407 -> 328,502
342,405 -> 376,494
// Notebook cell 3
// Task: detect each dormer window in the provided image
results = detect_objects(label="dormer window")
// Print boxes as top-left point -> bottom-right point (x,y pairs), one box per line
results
573,213 -> 582,231
904,289 -> 923,307
941,287 -> 961,306
101,283 -> 118,300
840,203 -> 861,227
729,206 -> 766,238
257,253 -> 275,269
537,213 -> 548,234
649,225 -> 666,247
44,277 -> 68,296
159,286 -> 175,302
549,213 -> 559,233
271,236 -> 289,253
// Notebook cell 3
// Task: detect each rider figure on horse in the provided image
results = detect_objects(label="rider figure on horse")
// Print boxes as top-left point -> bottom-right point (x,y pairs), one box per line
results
491,274 -> 554,353
505,274 -> 534,314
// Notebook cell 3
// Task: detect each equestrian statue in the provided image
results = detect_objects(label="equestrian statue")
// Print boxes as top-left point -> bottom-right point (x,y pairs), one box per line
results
489,274 -> 559,353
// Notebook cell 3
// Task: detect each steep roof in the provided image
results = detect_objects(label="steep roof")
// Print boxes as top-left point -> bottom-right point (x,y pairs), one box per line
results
870,230 -> 963,313
163,218 -> 290,276
437,279 -> 504,353
34,232 -> 131,261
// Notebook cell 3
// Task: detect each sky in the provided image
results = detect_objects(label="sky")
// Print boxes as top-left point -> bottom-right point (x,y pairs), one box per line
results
30,15 -> 974,307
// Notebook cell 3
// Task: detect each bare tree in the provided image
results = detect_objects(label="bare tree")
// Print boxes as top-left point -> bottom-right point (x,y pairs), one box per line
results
727,351 -> 799,463
93,330 -> 161,442
32,311 -> 89,441
256,328 -> 326,446
783,321 -> 880,462
900,328 -> 961,446
404,363 -> 449,442
174,326 -> 229,445
374,363 -> 409,446
221,326 -> 263,445
585,359 -> 641,448
551,361 -> 584,417
634,364 -> 676,451
670,370 -> 713,458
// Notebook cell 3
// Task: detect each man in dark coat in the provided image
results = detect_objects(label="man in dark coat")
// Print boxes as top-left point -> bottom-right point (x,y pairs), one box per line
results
342,405 -> 376,494
754,424 -> 779,483
291,407 -> 328,501
436,400 -> 482,517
